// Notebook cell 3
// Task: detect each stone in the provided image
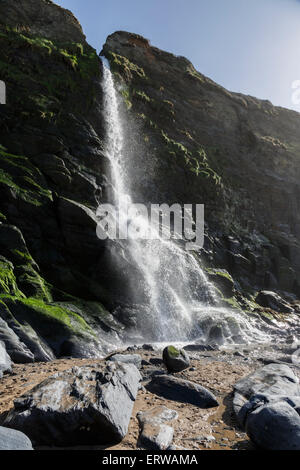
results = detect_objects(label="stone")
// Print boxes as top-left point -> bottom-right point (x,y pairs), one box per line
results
0,317 -> 34,364
0,340 -> 11,378
162,345 -> 190,372
206,269 -> 234,297
207,325 -> 225,346
0,426 -> 33,450
147,374 -> 219,408
107,353 -> 142,369
244,396 -> 300,450
183,344 -> 216,352
3,362 -> 141,446
137,406 -> 178,450
233,363 -> 300,450
255,291 -> 293,314
233,363 -> 300,426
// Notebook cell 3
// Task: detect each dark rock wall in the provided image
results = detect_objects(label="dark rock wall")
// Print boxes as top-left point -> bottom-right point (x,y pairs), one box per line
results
0,3 -> 299,360
102,31 -> 300,299
0,0 -> 124,359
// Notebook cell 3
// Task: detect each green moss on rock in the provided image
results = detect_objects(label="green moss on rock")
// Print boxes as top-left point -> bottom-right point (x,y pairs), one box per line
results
105,50 -> 147,81
167,345 -> 180,358
0,25 -> 100,120
0,147 -> 52,206
0,258 -> 19,295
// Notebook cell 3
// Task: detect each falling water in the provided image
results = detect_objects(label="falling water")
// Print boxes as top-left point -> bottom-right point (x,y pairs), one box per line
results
100,58 -> 271,344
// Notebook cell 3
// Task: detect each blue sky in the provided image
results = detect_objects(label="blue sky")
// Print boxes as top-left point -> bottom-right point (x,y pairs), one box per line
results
56,0 -> 300,111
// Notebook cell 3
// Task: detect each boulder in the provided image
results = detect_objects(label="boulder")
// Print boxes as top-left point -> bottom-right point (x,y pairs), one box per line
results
233,363 -> 300,426
233,364 -> 300,450
244,395 -> 300,450
3,362 -> 141,446
162,345 -> 190,372
0,317 -> 34,363
0,340 -> 11,378
0,426 -> 33,450
207,324 -> 225,346
137,406 -> 178,450
107,353 -> 142,369
147,374 -> 219,408
255,291 -> 293,314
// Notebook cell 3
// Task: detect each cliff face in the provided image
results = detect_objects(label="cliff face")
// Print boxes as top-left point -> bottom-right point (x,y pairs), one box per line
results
0,2 -> 299,362
102,31 -> 300,298
0,0 -> 125,361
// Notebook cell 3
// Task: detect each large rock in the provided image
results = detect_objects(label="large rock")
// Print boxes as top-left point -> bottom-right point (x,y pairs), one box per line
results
0,340 -> 11,378
0,318 -> 34,364
137,406 -> 178,450
233,363 -> 300,426
3,362 -> 141,446
162,345 -> 190,372
207,324 -> 225,346
0,426 -> 33,450
147,374 -> 219,408
108,353 -> 142,369
244,395 -> 300,450
233,364 -> 300,450
255,291 -> 293,314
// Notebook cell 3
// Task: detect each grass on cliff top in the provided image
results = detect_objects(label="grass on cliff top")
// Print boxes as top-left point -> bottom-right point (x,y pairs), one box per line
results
0,26 -> 100,120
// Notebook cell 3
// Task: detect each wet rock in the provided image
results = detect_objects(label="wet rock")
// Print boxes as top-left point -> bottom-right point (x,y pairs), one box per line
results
183,344 -> 217,352
162,345 -> 190,372
0,426 -> 33,450
107,353 -> 142,369
3,362 -> 141,446
147,374 -> 219,408
206,269 -> 234,297
137,406 -> 178,450
207,325 -> 225,346
0,340 -> 11,378
255,291 -> 293,314
142,344 -> 155,351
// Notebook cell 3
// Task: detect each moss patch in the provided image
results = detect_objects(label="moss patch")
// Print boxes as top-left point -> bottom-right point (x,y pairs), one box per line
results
0,147 -> 52,206
105,50 -> 147,81
16,265 -> 52,302
1,295 -> 95,338
0,258 -> 20,295
167,345 -> 180,358
0,26 -> 100,120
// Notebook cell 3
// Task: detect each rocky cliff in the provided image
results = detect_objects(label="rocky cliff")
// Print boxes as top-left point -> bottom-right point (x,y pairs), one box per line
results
0,0 -> 125,361
102,31 -> 300,301
0,1 -> 299,362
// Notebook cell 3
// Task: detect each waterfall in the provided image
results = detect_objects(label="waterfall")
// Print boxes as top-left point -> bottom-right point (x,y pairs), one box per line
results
100,58 -> 270,344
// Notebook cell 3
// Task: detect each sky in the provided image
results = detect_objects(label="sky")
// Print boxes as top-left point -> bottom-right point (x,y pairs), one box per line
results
55,0 -> 300,111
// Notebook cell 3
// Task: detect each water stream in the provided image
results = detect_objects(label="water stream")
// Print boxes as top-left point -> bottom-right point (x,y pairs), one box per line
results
100,58 -> 271,345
